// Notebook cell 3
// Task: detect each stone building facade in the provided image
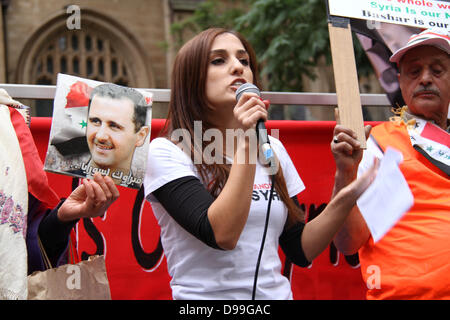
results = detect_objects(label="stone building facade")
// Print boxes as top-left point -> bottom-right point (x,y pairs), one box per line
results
0,0 -> 388,120
0,0 -> 201,118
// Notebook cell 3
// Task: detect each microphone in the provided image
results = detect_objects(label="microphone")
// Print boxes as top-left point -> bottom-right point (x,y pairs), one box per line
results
235,83 -> 275,167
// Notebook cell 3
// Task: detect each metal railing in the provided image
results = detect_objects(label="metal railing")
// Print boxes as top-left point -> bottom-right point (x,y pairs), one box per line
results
0,83 -> 391,106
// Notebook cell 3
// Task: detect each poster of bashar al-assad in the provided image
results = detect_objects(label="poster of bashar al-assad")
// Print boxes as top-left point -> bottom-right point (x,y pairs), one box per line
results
44,73 -> 152,189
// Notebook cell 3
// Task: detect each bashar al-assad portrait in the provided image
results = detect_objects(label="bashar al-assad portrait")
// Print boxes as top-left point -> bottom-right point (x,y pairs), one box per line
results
44,73 -> 152,189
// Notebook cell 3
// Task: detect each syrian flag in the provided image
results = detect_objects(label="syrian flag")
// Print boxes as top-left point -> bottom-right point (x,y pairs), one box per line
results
51,80 -> 93,156
408,118 -> 450,175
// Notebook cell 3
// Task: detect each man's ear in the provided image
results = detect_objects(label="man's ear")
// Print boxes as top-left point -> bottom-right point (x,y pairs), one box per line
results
135,126 -> 150,147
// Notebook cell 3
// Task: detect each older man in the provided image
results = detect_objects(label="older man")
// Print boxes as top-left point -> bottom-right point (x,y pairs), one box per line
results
331,29 -> 450,299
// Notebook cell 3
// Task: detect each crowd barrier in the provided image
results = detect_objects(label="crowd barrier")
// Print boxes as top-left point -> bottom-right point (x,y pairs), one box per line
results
31,117 -> 381,299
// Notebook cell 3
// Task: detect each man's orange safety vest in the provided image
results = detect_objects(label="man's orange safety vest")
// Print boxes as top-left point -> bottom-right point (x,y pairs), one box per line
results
359,121 -> 450,300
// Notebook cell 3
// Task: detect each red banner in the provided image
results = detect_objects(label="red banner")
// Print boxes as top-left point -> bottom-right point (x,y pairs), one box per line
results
31,118 -> 376,300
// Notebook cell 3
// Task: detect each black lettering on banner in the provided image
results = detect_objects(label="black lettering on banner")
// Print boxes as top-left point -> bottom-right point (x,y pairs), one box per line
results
307,203 -> 327,221
72,178 -> 105,260
131,187 -> 164,270
344,252 -> 360,267
71,177 -> 79,192
330,241 -> 339,265
80,217 -> 105,260
252,190 -> 260,201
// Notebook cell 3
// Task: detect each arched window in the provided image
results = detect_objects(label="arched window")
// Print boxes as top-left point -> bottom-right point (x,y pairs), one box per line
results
33,30 -> 131,86
17,9 -> 153,116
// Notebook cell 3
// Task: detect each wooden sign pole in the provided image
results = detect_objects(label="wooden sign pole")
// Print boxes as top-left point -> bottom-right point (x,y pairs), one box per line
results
328,18 -> 366,148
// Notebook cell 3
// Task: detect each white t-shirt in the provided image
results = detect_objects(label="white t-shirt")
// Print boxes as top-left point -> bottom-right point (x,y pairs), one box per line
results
144,136 -> 305,300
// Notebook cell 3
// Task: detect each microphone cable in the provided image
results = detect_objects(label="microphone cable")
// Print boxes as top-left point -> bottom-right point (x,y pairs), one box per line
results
251,172 -> 276,300
235,82 -> 278,299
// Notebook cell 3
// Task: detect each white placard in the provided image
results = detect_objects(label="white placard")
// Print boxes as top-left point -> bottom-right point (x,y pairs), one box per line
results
356,148 -> 414,243
328,0 -> 449,31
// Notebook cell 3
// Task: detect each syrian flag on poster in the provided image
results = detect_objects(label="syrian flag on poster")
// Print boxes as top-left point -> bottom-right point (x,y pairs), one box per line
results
44,73 -> 153,190
50,77 -> 93,155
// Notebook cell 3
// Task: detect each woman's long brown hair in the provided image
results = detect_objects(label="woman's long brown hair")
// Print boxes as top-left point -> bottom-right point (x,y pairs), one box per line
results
161,28 -> 304,226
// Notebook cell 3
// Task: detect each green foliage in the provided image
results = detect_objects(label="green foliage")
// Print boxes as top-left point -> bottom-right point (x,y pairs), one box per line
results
171,0 -> 373,92
236,0 -> 331,91
171,0 -> 245,48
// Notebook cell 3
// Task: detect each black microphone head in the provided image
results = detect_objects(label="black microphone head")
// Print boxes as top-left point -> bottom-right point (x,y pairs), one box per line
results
235,83 -> 260,102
